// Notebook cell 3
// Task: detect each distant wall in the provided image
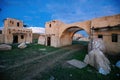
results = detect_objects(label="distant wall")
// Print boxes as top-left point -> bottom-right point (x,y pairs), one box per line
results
0,34 -> 4,43
38,35 -> 45,45
33,33 -> 40,40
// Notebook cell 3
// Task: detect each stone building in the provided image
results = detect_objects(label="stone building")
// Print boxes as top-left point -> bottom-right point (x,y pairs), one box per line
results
1,18 -> 32,44
91,14 -> 120,54
44,14 -> 120,54
38,34 -> 46,45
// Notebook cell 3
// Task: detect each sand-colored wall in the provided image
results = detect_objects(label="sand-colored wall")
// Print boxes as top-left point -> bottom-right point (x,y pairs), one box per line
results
38,35 -> 45,45
93,30 -> 120,54
45,14 -> 120,54
2,18 -> 32,44
0,34 -> 4,43
91,14 -> 120,28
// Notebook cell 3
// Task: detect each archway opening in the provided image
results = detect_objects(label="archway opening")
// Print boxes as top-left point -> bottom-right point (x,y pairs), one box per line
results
72,30 -> 89,45
60,26 -> 89,47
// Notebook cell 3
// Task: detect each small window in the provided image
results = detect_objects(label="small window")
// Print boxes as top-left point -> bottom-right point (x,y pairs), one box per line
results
98,34 -> 103,39
12,21 -> 14,24
112,34 -> 118,42
21,35 -> 24,39
49,24 -> 51,27
0,30 -> 2,34
10,20 -> 14,24
10,20 -> 12,23
17,22 -> 19,27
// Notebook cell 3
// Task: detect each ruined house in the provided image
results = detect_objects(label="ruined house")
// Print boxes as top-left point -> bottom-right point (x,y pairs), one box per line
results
0,18 -> 32,44
91,14 -> 120,54
44,14 -> 120,54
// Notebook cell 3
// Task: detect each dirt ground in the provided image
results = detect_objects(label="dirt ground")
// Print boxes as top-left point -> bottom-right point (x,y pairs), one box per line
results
0,44 -> 84,80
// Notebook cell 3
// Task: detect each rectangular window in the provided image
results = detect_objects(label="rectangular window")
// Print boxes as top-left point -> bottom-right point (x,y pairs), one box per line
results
98,34 -> 103,39
21,35 -> 24,39
17,22 -> 19,27
112,34 -> 118,42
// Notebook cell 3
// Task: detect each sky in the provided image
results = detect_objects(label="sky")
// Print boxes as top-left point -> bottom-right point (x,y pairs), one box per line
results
0,0 -> 120,35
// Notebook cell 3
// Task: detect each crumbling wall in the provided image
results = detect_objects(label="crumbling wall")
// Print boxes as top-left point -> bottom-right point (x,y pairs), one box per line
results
0,34 -> 4,43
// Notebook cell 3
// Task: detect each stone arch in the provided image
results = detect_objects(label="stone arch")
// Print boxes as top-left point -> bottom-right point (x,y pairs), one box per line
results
59,25 -> 90,47
59,20 -> 91,38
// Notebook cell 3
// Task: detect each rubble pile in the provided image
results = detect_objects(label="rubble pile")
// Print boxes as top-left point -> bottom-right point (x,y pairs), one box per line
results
84,38 -> 111,75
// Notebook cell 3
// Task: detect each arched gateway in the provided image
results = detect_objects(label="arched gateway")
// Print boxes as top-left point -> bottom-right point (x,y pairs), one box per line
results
45,20 -> 91,47
39,14 -> 120,54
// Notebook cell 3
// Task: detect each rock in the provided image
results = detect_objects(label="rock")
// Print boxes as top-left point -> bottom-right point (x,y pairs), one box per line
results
88,38 -> 106,53
84,49 -> 111,75
0,65 -> 6,68
39,48 -> 46,51
18,43 -> 27,49
99,67 -> 110,75
67,59 -> 87,69
116,60 -> 120,68
25,42 -> 30,44
0,44 -> 12,50
70,74 -> 72,77
49,76 -> 55,80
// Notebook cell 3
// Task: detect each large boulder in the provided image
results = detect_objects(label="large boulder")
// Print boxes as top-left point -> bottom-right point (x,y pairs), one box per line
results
0,44 -> 12,50
88,38 -> 106,53
84,49 -> 111,75
18,43 -> 27,49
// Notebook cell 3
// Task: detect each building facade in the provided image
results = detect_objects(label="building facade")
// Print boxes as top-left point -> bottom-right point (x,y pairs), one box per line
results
91,14 -> 120,54
44,14 -> 120,54
2,18 -> 32,44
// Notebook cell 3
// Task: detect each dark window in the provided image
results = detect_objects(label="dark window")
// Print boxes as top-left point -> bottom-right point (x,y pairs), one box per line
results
10,20 -> 12,23
112,34 -> 118,42
17,22 -> 19,27
12,21 -> 14,24
0,30 -> 2,34
49,24 -> 51,27
47,37 -> 51,46
98,34 -> 103,39
10,20 -> 14,24
21,35 -> 24,39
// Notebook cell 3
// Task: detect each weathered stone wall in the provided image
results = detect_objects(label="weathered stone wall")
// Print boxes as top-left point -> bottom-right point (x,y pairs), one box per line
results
45,14 -> 120,54
91,14 -> 120,28
2,18 -> 32,44
33,33 -> 40,40
93,30 -> 120,54
0,34 -> 4,43
38,35 -> 45,45
4,18 -> 23,28
45,20 -> 63,47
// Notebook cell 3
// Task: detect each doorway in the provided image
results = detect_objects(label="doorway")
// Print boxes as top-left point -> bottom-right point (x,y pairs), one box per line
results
47,37 -> 51,46
13,35 -> 18,43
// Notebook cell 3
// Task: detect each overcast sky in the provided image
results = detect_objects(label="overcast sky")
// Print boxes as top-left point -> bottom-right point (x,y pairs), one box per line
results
0,0 -> 120,27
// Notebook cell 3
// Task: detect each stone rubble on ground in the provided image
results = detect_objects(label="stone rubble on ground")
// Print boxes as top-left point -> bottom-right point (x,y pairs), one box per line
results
67,59 -> 87,69
84,38 -> 111,75
0,65 -> 6,68
116,60 -> 120,68
25,42 -> 30,44
88,38 -> 106,53
0,44 -> 12,50
18,42 -> 27,49
39,48 -> 46,51
49,76 -> 55,80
